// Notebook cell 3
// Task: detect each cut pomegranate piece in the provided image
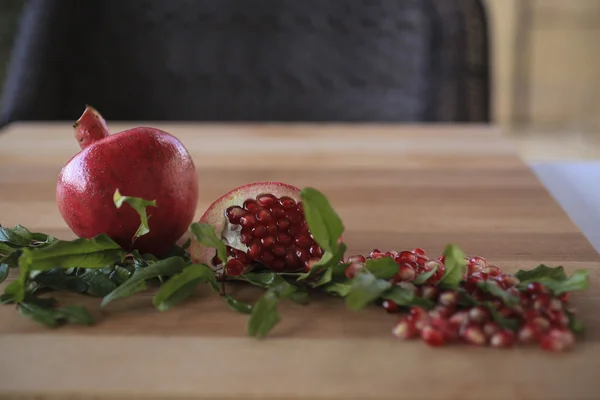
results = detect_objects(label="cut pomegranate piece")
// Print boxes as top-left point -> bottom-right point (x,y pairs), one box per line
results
190,182 -> 324,274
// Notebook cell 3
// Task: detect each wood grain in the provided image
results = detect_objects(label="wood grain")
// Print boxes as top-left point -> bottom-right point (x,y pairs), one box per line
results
0,123 -> 599,400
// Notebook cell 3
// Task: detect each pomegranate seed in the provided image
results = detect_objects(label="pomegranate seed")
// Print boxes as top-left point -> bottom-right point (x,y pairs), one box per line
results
424,259 -> 443,271
288,225 -> 301,236
224,259 -> 245,276
490,330 -> 516,348
527,282 -> 548,295
531,316 -> 551,334
277,233 -> 292,245
481,265 -> 502,277
276,219 -> 290,231
496,273 -> 519,288
272,244 -> 286,257
271,206 -> 285,219
256,193 -> 277,207
382,300 -> 399,313
421,325 -> 446,347
243,199 -> 260,212
559,293 -> 569,302
239,214 -> 256,227
410,306 -> 429,320
412,248 -> 426,256
429,305 -> 454,319
548,310 -> 569,328
261,252 -> 274,264
225,206 -> 246,224
470,256 -> 487,268
431,318 -> 459,342
279,196 -> 296,209
461,324 -> 487,346
251,225 -> 267,238
271,259 -> 285,271
369,249 -> 382,257
347,255 -> 366,263
261,236 -> 276,248
295,234 -> 312,248
295,248 -> 309,263
248,243 -> 262,259
438,291 -> 459,307
421,285 -> 439,301
255,209 -> 272,224
468,306 -> 490,324
345,262 -> 364,279
483,322 -> 500,337
394,263 -> 416,282
540,329 -> 575,352
415,256 -> 428,267
449,311 -> 469,327
437,255 -> 446,264
532,294 -> 551,311
518,324 -> 538,344
470,271 -> 489,281
240,230 -> 253,244
286,211 -> 303,225
396,251 -> 417,263
498,306 -> 516,319
548,298 -> 563,311
392,317 -> 417,339
309,245 -> 323,258
285,251 -> 299,268
386,250 -> 399,258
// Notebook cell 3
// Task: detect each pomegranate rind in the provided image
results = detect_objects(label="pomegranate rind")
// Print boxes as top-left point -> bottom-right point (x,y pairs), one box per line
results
190,181 -> 301,270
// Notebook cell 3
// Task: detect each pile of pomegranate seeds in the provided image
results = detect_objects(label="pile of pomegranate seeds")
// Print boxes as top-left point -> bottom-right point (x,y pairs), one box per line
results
221,194 -> 323,274
346,248 -> 580,352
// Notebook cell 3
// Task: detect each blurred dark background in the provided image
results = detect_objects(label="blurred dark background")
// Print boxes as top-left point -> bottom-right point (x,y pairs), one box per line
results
0,0 -> 490,127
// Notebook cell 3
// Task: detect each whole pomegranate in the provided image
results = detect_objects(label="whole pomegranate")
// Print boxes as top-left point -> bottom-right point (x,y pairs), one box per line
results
190,182 -> 324,275
56,106 -> 199,256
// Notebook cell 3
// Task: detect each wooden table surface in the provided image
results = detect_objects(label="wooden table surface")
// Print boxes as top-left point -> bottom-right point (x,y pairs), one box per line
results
1,122 -> 599,400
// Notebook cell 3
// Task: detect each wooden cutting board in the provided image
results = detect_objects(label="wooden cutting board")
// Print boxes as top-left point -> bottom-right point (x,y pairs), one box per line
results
0,123 -> 599,400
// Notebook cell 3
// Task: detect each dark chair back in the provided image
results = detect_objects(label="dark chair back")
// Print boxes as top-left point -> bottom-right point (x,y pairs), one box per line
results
0,0 -> 490,126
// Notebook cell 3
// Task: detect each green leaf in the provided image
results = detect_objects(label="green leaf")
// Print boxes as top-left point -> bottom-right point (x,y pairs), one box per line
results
17,301 -> 94,328
55,304 -> 94,325
109,266 -> 133,285
0,264 -> 8,284
488,303 -> 520,332
515,264 -> 568,283
224,295 -> 253,314
18,302 -> 60,327
101,256 -> 187,307
345,272 -> 392,310
247,291 -> 280,338
247,276 -> 306,337
365,257 -> 398,280
477,281 -> 519,307
412,265 -> 439,285
238,271 -> 277,288
297,243 -> 347,282
30,232 -> 57,246
323,280 -> 353,297
152,264 -> 216,311
299,187 -> 344,252
78,269 -> 118,297
0,225 -> 32,247
18,234 -> 126,272
438,244 -> 466,289
516,268 -> 589,295
567,310 -> 585,334
33,270 -> 89,294
113,189 -> 157,238
189,222 -> 228,265
0,242 -> 16,259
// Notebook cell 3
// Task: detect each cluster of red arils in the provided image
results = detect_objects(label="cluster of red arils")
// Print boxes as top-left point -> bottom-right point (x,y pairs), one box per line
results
346,248 -> 578,352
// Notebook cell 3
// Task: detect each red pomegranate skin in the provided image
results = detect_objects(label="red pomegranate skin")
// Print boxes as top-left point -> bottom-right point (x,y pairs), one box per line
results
56,106 -> 199,256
